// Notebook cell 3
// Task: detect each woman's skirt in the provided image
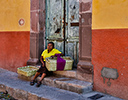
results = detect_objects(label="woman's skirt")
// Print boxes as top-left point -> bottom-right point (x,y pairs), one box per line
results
37,62 -> 53,76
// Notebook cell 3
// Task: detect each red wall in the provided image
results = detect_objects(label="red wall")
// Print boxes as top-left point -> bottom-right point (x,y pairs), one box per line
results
92,29 -> 128,99
0,31 -> 30,72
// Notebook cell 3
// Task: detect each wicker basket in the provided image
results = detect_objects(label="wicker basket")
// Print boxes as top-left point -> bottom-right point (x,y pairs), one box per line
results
17,66 -> 39,76
45,56 -> 73,71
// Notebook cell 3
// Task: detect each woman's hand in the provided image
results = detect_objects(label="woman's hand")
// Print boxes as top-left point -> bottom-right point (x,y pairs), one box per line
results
55,53 -> 64,57
50,56 -> 54,59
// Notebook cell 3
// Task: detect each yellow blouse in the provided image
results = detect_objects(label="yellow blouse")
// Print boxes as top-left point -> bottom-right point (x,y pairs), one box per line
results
41,48 -> 61,61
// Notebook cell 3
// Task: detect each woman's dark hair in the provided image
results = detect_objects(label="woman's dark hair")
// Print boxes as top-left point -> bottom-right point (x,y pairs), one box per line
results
48,42 -> 54,48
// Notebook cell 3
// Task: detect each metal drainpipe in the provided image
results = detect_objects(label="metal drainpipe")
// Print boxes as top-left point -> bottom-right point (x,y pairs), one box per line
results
63,0 -> 66,56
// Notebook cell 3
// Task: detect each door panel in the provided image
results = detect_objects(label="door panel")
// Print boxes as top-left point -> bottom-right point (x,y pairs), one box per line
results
46,0 -> 64,52
65,0 -> 79,67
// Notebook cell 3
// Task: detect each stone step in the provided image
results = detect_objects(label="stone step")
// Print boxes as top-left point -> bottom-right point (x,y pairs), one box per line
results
0,68 -> 122,100
53,70 -> 77,78
53,69 -> 93,83
37,76 -> 93,94
17,66 -> 92,94
35,65 -> 93,83
0,68 -> 87,100
17,68 -> 93,94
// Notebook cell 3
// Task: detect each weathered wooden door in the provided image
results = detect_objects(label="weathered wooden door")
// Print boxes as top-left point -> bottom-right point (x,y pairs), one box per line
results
45,0 -> 79,67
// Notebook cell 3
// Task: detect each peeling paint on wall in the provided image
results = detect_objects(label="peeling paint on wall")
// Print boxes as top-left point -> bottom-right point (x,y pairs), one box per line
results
101,67 -> 119,86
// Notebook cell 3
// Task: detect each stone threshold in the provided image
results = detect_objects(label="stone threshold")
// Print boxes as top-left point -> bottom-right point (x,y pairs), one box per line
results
53,70 -> 77,78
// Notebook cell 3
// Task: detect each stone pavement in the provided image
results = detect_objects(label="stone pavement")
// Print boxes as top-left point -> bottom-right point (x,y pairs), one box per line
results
0,68 -> 123,100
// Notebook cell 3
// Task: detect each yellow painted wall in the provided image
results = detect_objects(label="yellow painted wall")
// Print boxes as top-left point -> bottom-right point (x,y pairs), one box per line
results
92,0 -> 128,29
0,0 -> 30,31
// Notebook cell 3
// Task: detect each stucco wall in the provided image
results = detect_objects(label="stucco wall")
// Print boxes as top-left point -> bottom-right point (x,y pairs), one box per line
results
92,0 -> 128,99
92,0 -> 128,29
0,0 -> 30,72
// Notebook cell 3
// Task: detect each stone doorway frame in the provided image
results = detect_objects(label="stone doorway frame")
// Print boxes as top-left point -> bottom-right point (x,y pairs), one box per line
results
27,0 -> 46,65
28,0 -> 93,82
77,0 -> 93,82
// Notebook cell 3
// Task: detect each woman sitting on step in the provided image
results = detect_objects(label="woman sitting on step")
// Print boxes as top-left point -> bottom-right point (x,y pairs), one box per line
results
30,42 -> 63,87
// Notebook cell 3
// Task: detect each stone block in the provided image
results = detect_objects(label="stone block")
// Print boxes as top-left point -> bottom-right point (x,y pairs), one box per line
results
30,33 -> 39,58
39,11 -> 45,32
80,13 -> 92,26
60,83 -> 68,90
27,58 -> 39,66
30,33 -> 44,60
43,77 -> 55,86
31,0 -> 39,10
80,0 -> 92,12
79,26 -> 92,62
68,85 -> 77,93
77,61 -> 93,74
54,81 -> 62,89
0,84 -> 6,93
13,89 -> 28,100
53,70 -> 76,78
54,78 -> 71,90
40,97 -> 50,100
6,86 -> 14,96
77,64 -> 93,82
39,0 -> 45,10
37,76 -> 92,94
18,74 -> 32,81
28,92 -> 38,100
39,33 -> 44,57
76,87 -> 83,94
31,11 -> 39,33
82,85 -> 93,93
81,26 -> 92,57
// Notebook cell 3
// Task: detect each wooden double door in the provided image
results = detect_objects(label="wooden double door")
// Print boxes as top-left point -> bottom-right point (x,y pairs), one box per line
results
45,0 -> 79,67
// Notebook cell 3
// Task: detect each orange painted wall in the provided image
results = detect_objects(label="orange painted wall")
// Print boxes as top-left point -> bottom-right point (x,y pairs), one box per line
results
92,0 -> 128,99
0,32 -> 30,72
92,29 -> 128,99
0,0 -> 30,72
